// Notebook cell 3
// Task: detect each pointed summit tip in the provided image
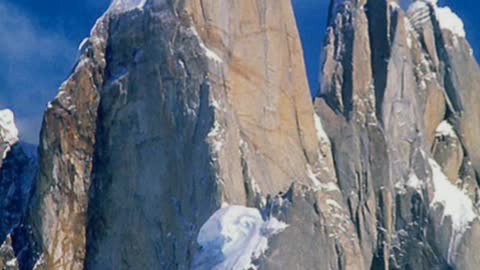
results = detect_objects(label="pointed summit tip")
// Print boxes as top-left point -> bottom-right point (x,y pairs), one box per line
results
107,0 -> 148,14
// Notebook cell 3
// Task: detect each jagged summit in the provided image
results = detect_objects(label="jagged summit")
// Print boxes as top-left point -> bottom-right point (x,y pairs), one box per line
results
107,0 -> 147,14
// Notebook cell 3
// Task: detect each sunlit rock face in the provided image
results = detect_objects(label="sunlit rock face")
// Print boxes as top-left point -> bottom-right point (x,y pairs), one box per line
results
317,0 -> 480,269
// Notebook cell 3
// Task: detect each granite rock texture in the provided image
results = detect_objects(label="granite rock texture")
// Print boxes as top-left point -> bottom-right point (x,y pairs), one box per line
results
317,0 -> 480,269
2,0 -> 480,269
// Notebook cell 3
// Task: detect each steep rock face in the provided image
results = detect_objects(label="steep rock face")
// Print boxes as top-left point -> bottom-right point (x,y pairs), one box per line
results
435,19 -> 480,181
256,183 -> 365,270
185,0 -> 321,197
25,18 -> 107,270
432,121 -> 464,184
317,0 -> 480,269
317,1 -> 397,267
27,0 -> 361,269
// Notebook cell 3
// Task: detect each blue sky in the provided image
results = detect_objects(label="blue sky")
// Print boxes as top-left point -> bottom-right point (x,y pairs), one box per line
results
0,0 -> 110,143
0,0 -> 477,143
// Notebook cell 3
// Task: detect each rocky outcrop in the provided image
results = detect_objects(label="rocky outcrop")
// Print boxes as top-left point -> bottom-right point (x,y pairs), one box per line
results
317,0 -> 480,269
0,235 -> 18,270
432,121 -> 463,184
256,183 -> 365,270
25,18 -> 106,270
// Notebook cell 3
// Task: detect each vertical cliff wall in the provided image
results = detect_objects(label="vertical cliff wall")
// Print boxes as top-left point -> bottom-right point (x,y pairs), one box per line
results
317,0 -> 480,269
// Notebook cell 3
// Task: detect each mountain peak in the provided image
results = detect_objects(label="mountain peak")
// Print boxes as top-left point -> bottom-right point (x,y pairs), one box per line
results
107,0 -> 147,14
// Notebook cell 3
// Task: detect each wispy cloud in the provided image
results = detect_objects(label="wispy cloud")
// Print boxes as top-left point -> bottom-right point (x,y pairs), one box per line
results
0,2 -> 77,144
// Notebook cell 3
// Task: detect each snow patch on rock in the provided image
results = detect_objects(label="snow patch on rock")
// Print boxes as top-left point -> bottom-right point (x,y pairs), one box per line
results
306,164 -> 340,192
389,1 -> 400,10
430,159 -> 476,233
407,172 -> 423,191
307,164 -> 323,188
189,27 -> 223,63
326,199 -> 342,210
435,6 -> 465,38
107,0 -> 147,14
0,109 -> 19,158
208,120 -> 224,153
313,113 -> 330,146
6,258 -> 17,267
193,205 -> 287,270
429,159 -> 477,263
199,43 -> 224,63
78,37 -> 89,52
435,120 -> 457,138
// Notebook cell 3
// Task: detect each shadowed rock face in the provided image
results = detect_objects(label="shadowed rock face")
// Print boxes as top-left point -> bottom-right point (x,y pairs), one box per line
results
2,0 -> 480,269
0,145 -> 36,243
0,236 -> 18,270
0,112 -> 37,270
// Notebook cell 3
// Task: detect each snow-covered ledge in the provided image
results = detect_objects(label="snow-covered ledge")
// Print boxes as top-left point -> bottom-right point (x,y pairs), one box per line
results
429,159 -> 477,264
0,109 -> 19,159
